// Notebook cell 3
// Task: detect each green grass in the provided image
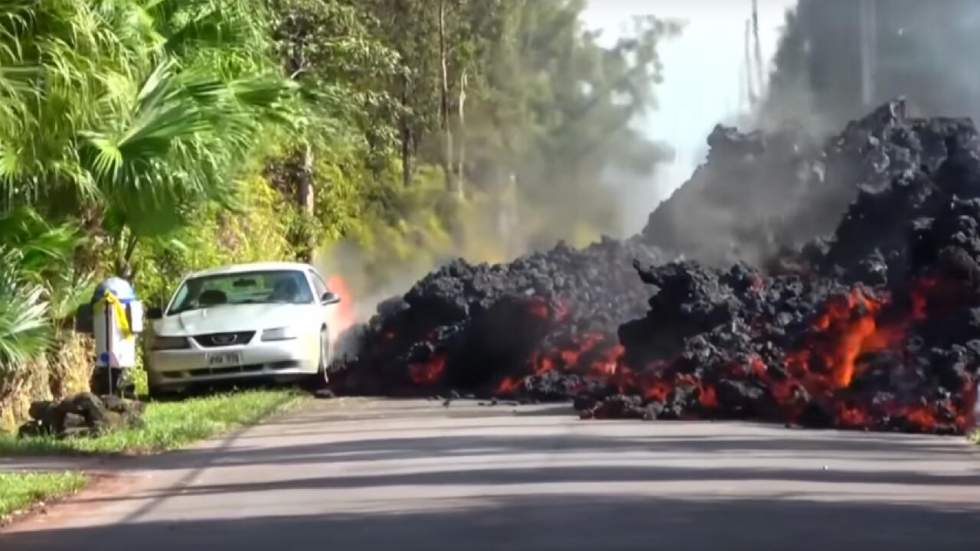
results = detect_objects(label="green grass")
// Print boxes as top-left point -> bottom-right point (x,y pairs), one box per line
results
0,389 -> 301,456
0,472 -> 88,518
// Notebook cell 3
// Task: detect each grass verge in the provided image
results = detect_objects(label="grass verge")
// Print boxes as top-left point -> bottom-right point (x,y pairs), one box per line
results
0,389 -> 301,456
0,471 -> 88,518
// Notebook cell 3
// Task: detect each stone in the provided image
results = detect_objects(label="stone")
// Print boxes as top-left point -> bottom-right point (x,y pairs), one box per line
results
16,392 -> 145,440
62,413 -> 86,430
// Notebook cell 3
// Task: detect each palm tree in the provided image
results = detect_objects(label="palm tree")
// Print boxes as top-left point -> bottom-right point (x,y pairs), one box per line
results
0,0 -> 293,265
0,0 -> 295,386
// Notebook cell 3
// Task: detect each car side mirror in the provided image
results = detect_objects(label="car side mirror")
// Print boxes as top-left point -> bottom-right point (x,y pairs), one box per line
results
146,306 -> 164,320
321,292 -> 341,305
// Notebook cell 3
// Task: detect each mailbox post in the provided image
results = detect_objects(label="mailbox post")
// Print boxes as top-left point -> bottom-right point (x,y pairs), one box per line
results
88,278 -> 144,396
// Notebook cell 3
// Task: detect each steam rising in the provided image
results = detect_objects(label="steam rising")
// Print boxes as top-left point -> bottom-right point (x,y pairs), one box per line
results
321,0 -> 980,321
641,0 -> 980,268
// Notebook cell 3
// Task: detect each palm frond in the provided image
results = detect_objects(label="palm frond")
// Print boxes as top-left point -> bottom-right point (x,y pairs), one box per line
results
0,246 -> 50,369
0,207 -> 82,277
46,265 -> 96,322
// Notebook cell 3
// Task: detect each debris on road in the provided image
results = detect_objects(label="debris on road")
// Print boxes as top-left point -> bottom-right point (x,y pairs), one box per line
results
313,389 -> 336,400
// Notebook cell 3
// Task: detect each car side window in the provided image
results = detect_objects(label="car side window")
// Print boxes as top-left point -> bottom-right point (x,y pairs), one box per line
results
310,271 -> 328,300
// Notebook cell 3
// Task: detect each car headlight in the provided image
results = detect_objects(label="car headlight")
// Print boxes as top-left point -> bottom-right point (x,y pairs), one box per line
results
152,336 -> 190,350
262,326 -> 300,341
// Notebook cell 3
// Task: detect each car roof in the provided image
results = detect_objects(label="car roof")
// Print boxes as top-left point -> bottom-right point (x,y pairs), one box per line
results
187,262 -> 317,279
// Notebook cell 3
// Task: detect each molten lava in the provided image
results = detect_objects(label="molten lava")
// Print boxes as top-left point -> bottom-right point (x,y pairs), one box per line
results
408,353 -> 447,385
331,101 -> 980,436
786,288 -> 888,390
496,376 -> 520,395
526,299 -> 551,320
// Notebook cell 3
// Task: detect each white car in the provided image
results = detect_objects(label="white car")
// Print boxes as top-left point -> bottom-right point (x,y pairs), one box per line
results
146,262 -> 341,396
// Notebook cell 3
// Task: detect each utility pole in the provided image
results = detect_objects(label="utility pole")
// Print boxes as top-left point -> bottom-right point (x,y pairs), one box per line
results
859,0 -> 878,107
752,0 -> 765,100
744,18 -> 757,109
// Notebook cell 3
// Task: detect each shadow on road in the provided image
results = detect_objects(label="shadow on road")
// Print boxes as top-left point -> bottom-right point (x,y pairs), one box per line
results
5,493 -> 980,551
5,400 -> 979,551
114,429 -> 976,472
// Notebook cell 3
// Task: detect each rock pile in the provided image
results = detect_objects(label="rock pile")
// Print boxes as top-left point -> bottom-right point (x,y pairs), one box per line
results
581,100 -> 980,433
331,237 -> 662,396
19,393 -> 144,438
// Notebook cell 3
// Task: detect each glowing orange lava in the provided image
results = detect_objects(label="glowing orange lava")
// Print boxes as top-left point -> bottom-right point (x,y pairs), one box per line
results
786,288 -> 888,390
835,401 -> 871,428
527,299 -> 550,320
408,353 -> 446,385
534,354 -> 556,375
496,376 -> 520,395
589,344 -> 624,376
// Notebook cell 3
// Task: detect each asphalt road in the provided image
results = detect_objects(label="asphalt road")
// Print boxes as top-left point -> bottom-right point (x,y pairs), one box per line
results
3,398 -> 980,550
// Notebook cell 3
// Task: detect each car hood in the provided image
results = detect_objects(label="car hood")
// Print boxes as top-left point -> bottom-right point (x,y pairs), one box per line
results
153,303 -> 317,336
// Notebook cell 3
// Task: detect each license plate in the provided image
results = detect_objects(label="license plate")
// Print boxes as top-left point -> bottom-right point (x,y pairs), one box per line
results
207,352 -> 242,367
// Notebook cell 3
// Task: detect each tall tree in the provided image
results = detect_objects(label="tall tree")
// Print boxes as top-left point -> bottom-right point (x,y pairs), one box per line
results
265,0 -> 398,259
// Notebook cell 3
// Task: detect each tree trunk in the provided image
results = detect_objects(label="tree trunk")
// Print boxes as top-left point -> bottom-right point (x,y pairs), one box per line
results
298,143 -> 315,216
400,75 -> 413,187
297,144 -> 316,262
438,0 -> 458,197
457,69 -> 467,190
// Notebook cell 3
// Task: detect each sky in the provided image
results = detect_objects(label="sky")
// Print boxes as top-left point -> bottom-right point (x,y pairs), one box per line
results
582,0 -> 798,231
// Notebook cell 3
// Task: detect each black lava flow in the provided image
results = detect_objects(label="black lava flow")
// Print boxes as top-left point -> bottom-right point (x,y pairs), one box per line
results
331,99 -> 980,434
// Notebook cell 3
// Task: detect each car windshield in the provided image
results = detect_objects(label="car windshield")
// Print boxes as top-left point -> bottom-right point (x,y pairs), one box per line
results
168,270 -> 314,315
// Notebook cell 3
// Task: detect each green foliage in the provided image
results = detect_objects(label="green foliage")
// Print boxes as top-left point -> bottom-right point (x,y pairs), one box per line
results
0,471 -> 87,517
0,389 -> 300,455
0,208 -> 91,323
269,0 -> 400,149
0,0 -> 294,255
0,247 -> 49,370
134,175 -> 300,306
85,60 -> 294,238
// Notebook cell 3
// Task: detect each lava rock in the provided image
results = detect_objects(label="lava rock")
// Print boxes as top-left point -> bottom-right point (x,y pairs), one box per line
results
334,100 -> 980,435
19,392 -> 145,438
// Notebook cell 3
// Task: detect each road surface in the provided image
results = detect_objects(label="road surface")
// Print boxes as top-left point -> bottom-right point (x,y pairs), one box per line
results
2,398 -> 980,550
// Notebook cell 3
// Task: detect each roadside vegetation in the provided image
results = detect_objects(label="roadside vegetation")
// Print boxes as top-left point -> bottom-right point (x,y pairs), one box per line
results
0,471 -> 88,519
0,1 -> 674,431
969,429 -> 980,445
0,389 -> 300,456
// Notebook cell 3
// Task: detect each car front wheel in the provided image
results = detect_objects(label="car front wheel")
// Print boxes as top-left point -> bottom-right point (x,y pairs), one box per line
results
307,328 -> 330,389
